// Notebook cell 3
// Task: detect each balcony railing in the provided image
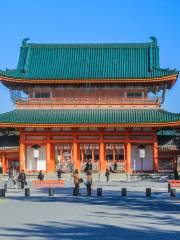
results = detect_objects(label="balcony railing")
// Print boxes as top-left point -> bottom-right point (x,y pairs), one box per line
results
16,97 -> 161,106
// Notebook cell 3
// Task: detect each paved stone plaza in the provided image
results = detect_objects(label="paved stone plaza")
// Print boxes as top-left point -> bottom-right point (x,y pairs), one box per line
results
0,178 -> 180,240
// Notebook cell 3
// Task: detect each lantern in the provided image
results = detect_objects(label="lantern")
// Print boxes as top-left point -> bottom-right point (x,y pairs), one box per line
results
138,145 -> 146,171
138,145 -> 146,159
32,144 -> 40,159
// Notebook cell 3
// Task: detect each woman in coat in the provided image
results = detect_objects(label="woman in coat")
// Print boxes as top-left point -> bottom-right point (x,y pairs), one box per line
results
72,169 -> 80,196
85,171 -> 92,196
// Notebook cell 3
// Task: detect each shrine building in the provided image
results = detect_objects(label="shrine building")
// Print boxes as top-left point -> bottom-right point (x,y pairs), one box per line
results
0,37 -> 180,174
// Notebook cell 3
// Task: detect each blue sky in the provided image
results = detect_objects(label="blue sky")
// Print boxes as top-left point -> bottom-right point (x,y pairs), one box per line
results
0,0 -> 180,113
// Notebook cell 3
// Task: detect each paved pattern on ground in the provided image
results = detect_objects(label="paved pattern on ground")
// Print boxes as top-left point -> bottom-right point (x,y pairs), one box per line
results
0,179 -> 180,240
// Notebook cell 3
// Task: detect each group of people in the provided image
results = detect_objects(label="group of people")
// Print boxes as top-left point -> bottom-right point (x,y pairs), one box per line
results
8,168 -> 27,189
72,169 -> 92,196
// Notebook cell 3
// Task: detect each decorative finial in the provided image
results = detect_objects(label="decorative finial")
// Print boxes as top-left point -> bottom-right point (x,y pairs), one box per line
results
150,36 -> 157,45
22,38 -> 30,47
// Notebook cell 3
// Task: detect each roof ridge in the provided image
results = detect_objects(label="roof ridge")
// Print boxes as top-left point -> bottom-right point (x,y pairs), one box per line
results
24,42 -> 156,49
21,36 -> 158,48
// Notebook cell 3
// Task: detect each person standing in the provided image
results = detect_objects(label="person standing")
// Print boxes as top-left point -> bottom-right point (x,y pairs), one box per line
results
114,162 -> 118,173
38,170 -> 44,181
105,169 -> 110,182
18,170 -> 26,189
67,161 -> 74,181
57,168 -> 62,180
84,162 -> 90,173
86,171 -> 92,196
89,162 -> 92,171
16,170 -> 21,189
8,168 -> 13,182
72,169 -> 80,196
174,169 -> 179,180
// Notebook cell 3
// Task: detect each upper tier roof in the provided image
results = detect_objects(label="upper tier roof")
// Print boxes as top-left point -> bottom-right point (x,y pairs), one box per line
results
0,37 -> 178,84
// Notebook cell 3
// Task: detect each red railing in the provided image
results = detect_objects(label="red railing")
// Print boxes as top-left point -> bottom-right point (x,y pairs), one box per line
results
16,97 -> 161,106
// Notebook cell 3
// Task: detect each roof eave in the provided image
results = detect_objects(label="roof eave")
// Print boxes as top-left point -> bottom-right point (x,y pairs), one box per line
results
0,74 -> 178,85
0,121 -> 180,128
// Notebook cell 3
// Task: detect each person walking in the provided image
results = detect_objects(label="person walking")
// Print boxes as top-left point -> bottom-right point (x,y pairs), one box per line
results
18,170 -> 26,189
85,171 -> 92,196
105,168 -> 110,182
72,169 -> 80,196
38,170 -> 44,181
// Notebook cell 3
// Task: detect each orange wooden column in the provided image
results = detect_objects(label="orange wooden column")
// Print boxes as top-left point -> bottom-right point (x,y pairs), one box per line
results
46,140 -> 51,173
50,144 -> 55,172
46,134 -> 55,172
2,154 -> 6,174
153,131 -> 158,172
126,129 -> 132,173
126,142 -> 131,173
73,130 -> 80,171
100,131 -> 106,172
73,142 -> 80,170
19,133 -> 26,171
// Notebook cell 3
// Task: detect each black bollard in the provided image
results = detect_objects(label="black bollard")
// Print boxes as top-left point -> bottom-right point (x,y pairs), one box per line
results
146,188 -> 151,197
97,188 -> 102,196
122,188 -> 127,197
25,188 -> 30,197
168,182 -> 171,193
0,189 -> 5,197
49,188 -> 54,196
171,188 -> 176,197
4,183 -> 7,193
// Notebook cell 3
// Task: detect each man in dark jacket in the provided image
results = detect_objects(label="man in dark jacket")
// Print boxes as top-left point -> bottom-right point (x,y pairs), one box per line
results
18,170 -> 26,189
38,170 -> 44,181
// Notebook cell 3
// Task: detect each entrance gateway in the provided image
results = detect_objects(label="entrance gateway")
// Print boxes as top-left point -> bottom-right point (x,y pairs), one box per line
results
0,37 -> 180,173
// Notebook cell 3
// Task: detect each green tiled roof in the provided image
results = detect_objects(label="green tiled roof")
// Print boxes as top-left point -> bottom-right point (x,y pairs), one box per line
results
157,130 -> 180,136
0,136 -> 19,150
0,37 -> 178,80
0,109 -> 180,126
158,135 -> 180,151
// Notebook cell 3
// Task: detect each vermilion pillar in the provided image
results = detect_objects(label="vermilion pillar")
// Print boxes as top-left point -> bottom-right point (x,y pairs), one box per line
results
100,131 -> 106,172
126,129 -> 132,173
126,142 -> 131,173
73,142 -> 80,170
46,140 -> 51,172
50,144 -> 55,172
153,131 -> 158,172
73,130 -> 80,171
2,154 -> 6,174
19,133 -> 26,171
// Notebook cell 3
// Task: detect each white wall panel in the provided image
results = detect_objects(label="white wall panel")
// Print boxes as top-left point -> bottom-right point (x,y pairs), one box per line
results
26,146 -> 46,171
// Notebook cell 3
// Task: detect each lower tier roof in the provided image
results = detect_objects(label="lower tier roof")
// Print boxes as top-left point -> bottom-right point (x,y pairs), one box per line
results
0,135 -> 19,150
0,109 -> 180,128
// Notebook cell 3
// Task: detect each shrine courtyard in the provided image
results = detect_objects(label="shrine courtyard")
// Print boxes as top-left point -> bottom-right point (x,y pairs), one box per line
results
0,179 -> 180,240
